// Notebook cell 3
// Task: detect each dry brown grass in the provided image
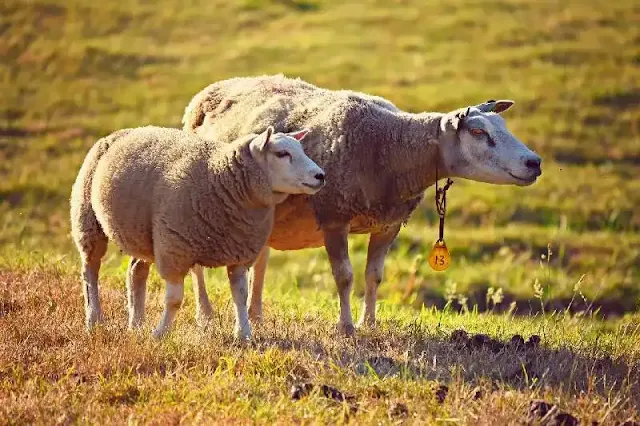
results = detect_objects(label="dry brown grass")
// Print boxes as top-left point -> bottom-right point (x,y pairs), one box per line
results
1,265 -> 638,424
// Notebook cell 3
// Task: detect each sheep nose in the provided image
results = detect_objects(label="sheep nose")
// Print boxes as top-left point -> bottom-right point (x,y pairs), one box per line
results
525,157 -> 542,174
314,172 -> 325,182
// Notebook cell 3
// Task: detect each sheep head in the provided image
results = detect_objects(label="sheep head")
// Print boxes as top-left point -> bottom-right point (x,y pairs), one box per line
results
249,127 -> 326,196
440,100 -> 542,186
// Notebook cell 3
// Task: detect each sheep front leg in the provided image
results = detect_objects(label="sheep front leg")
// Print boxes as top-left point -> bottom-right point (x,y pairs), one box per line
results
127,257 -> 150,329
191,265 -> 213,326
323,227 -> 355,336
248,245 -> 270,323
227,265 -> 251,340
152,278 -> 185,339
358,224 -> 401,328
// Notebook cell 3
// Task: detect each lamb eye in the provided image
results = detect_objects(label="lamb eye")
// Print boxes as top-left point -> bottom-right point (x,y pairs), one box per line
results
470,128 -> 486,137
275,151 -> 290,159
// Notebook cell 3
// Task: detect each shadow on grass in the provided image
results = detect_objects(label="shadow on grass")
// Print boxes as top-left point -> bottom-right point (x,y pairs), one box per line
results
413,285 -> 640,319
254,316 -> 640,409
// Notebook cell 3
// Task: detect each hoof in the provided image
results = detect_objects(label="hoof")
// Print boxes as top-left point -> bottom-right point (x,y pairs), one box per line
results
128,318 -> 144,331
336,322 -> 356,337
356,316 -> 377,329
234,331 -> 252,342
234,324 -> 252,342
248,309 -> 263,324
152,328 -> 169,340
195,313 -> 213,328
85,312 -> 104,331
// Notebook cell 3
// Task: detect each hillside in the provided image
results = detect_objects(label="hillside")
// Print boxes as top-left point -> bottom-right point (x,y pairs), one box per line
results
1,0 -> 639,423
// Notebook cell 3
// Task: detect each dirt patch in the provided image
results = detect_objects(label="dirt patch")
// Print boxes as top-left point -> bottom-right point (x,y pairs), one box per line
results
435,385 -> 448,404
291,382 -> 358,412
529,400 -> 579,425
387,401 -> 409,419
450,330 -> 541,354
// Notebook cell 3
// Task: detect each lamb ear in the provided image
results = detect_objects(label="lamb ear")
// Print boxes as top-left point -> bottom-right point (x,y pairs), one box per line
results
261,126 -> 274,149
287,128 -> 310,142
250,126 -> 274,152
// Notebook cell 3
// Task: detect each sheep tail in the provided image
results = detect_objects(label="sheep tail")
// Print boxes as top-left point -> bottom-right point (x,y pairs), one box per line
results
70,130 -> 129,258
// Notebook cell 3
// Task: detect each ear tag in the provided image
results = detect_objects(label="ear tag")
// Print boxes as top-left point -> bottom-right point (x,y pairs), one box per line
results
430,174 -> 454,272
428,239 -> 451,271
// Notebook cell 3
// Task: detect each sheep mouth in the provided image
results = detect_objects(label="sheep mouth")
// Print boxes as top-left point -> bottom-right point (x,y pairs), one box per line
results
508,172 -> 537,185
302,182 -> 324,191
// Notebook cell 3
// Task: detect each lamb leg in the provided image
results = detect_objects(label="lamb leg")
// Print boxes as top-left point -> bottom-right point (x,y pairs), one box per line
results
228,264 -> 251,340
248,245 -> 270,323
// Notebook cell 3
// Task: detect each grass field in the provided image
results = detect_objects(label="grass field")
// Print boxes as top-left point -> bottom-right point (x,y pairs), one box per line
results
1,0 -> 639,423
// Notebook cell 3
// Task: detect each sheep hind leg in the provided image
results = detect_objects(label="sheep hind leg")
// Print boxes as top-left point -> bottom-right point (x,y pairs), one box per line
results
191,265 -> 213,326
358,224 -> 401,328
80,237 -> 108,331
127,257 -> 150,330
323,227 -> 355,337
248,245 -> 270,323
152,278 -> 185,339
228,265 -> 252,341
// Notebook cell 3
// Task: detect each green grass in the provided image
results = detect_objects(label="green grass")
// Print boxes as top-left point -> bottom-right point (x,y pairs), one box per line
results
1,0 -> 639,423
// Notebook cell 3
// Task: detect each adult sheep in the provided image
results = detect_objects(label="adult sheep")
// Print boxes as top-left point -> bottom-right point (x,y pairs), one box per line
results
70,126 -> 325,339
182,74 -> 542,336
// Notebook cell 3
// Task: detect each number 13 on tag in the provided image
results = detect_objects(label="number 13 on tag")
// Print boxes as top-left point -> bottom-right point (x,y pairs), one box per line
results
428,240 -> 451,271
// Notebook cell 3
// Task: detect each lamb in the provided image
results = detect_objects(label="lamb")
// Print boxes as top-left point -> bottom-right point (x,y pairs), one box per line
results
70,125 -> 325,339
182,74 -> 543,336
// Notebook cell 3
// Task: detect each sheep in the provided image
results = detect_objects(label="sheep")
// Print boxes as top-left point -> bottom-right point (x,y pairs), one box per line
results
70,125 -> 325,339
182,74 -> 543,336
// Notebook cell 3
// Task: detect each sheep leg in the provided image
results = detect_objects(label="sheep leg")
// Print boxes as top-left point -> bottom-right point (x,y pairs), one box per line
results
323,227 -> 355,336
358,224 -> 401,328
191,265 -> 213,326
80,238 -> 108,330
227,264 -> 252,340
82,259 -> 103,329
248,245 -> 270,323
126,257 -> 150,329
152,278 -> 185,339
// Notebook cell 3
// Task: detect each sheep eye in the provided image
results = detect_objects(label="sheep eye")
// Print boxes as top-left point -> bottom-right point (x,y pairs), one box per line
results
274,151 -> 290,159
470,128 -> 486,137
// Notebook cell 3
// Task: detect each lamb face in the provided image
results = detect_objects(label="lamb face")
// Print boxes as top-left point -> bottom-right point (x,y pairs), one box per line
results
249,127 -> 326,195
444,100 -> 542,186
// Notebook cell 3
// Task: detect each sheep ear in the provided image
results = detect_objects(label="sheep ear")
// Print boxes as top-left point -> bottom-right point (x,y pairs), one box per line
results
261,126 -> 274,149
450,107 -> 469,130
251,126 -> 274,152
287,128 -> 309,142
492,100 -> 514,114
477,99 -> 515,114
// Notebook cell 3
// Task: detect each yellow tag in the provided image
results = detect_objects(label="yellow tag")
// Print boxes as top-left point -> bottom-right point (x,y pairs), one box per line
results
428,240 -> 451,271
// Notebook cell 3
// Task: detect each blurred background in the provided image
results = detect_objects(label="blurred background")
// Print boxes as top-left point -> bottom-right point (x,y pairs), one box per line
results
1,0 -> 639,316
